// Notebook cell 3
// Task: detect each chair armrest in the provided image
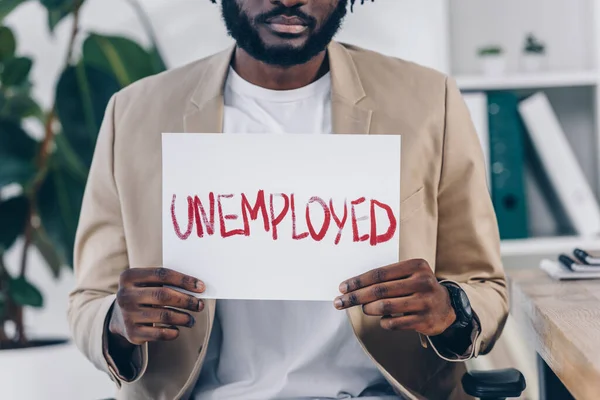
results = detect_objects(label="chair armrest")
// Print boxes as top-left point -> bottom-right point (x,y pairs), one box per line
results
462,368 -> 526,399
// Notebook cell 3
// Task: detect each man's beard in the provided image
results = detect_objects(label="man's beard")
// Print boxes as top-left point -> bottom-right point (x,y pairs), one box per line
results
220,0 -> 348,67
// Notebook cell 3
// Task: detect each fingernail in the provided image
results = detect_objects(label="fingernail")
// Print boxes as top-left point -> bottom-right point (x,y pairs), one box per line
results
198,300 -> 204,311
334,297 -> 344,309
339,282 -> 348,294
196,280 -> 205,292
188,315 -> 196,327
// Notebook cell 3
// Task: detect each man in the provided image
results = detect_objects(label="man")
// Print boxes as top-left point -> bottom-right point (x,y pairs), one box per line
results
68,0 -> 508,399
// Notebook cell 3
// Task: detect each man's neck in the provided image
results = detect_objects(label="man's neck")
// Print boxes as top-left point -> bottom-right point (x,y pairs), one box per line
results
231,47 -> 330,91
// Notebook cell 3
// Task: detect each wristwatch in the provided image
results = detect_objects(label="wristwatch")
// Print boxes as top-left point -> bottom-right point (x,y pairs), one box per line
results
441,282 -> 473,329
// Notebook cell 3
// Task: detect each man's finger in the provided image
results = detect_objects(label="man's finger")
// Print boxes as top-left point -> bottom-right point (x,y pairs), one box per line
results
134,308 -> 196,328
339,259 -> 426,294
333,280 -> 417,310
379,314 -> 422,332
361,295 -> 425,316
122,267 -> 205,293
130,325 -> 180,344
134,287 -> 204,312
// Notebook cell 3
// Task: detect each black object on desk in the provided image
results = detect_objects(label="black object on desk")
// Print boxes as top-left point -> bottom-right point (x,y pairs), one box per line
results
558,254 -> 577,271
462,368 -> 527,400
573,248 -> 600,265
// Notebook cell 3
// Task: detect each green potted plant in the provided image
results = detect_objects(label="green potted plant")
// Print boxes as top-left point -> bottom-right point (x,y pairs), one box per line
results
521,33 -> 546,73
0,0 -> 166,397
477,44 -> 507,76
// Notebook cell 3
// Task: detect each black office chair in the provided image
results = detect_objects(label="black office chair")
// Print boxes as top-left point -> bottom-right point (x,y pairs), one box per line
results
99,369 -> 526,400
462,368 -> 526,400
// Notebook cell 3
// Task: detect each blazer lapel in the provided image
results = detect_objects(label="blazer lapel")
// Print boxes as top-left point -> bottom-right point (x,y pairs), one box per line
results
328,41 -> 373,135
183,45 -> 235,134
184,96 -> 225,133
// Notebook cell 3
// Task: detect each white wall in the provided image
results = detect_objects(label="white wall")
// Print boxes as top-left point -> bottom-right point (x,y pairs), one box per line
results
449,0 -> 595,75
336,0 -> 449,73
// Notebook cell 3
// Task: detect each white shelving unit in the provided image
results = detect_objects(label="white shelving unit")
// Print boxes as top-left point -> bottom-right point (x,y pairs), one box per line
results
446,0 -> 600,264
501,235 -> 600,258
456,71 -> 598,91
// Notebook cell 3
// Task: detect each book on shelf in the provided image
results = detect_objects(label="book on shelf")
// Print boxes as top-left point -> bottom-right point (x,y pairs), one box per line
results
463,91 -> 529,240
488,92 -> 530,240
518,92 -> 600,237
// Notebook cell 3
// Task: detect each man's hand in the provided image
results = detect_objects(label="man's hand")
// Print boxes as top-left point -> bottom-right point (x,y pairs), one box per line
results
108,267 -> 205,349
334,259 -> 456,337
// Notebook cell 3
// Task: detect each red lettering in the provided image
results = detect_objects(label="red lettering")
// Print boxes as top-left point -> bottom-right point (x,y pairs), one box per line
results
330,199 -> 348,245
306,197 -> 331,241
370,200 -> 397,246
173,191 -> 394,245
269,193 -> 290,240
241,190 -> 270,237
193,194 -> 215,237
171,194 -> 193,240
291,194 -> 309,240
218,194 -> 245,238
351,197 -> 369,242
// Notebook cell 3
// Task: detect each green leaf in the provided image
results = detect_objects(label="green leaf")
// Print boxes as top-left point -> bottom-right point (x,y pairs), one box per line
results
39,0 -> 85,33
37,162 -> 86,268
149,47 -> 166,73
32,226 -> 63,278
47,8 -> 69,32
0,161 -> 35,189
1,57 -> 33,86
83,34 -> 156,87
39,0 -> 64,7
0,26 -> 16,61
55,63 -> 119,168
0,293 -> 5,320
0,118 -> 37,188
0,0 -> 29,21
1,92 -> 43,120
8,276 -> 43,308
8,79 -> 34,96
0,196 -> 29,251
0,90 -> 6,111
53,132 -> 88,181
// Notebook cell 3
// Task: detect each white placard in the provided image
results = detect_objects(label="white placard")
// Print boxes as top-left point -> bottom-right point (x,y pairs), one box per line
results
162,133 -> 401,301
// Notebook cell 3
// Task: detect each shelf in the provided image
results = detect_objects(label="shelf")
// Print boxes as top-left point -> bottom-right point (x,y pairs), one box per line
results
456,71 -> 599,91
501,236 -> 600,257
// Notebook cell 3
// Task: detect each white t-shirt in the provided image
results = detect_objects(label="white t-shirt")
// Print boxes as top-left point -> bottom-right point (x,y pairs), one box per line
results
193,67 -> 400,400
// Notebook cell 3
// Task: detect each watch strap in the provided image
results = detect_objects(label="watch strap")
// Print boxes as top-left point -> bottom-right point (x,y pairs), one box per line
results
442,282 -> 472,329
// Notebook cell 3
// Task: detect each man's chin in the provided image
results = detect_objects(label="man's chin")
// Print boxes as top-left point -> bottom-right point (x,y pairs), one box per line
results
250,41 -> 316,67
236,30 -> 327,67
257,51 -> 313,67
262,43 -> 307,55
259,31 -> 309,50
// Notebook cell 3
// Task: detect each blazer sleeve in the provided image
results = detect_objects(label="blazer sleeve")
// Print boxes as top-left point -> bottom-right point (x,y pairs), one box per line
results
426,77 -> 509,361
67,94 -> 148,386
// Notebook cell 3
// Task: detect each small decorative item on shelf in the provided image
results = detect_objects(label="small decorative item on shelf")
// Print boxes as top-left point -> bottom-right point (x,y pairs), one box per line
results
477,45 -> 507,77
521,33 -> 547,73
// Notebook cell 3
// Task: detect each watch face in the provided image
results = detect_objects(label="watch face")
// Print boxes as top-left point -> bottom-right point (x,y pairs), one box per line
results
459,290 -> 473,317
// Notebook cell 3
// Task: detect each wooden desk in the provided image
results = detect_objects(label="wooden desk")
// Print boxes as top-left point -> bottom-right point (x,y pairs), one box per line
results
509,269 -> 600,400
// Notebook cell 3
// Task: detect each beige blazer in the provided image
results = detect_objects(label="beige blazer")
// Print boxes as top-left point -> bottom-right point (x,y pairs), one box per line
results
68,41 -> 508,400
